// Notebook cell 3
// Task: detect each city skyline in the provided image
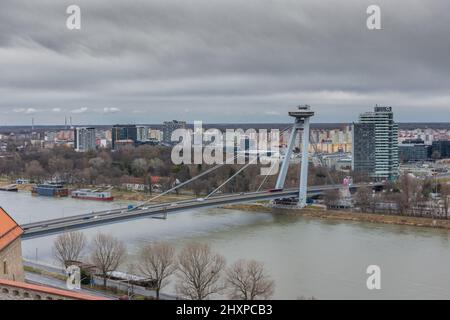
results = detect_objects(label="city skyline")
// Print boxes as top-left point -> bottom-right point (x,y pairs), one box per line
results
1,0 -> 450,125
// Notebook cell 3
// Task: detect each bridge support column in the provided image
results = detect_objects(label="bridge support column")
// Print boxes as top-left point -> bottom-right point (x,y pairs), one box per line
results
274,105 -> 314,208
275,122 -> 300,189
298,117 -> 310,208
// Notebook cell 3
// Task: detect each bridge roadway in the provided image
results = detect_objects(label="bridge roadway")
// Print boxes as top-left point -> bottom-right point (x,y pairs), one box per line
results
21,183 -> 382,239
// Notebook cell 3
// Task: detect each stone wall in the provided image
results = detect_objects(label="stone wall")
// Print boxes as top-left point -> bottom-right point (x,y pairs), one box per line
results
0,279 -> 105,300
0,238 -> 25,282
0,284 -> 70,300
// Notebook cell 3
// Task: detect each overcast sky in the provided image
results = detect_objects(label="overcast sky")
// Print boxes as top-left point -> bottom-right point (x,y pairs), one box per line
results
1,0 -> 449,125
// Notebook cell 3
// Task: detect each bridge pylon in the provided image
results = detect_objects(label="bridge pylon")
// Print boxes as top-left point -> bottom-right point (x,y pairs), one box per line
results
275,105 -> 315,208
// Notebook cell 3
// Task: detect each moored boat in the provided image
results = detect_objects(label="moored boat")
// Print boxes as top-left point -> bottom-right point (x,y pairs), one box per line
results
32,183 -> 69,197
71,189 -> 114,201
0,184 -> 18,192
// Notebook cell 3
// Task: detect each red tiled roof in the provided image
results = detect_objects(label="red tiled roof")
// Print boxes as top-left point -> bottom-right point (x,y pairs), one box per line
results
151,176 -> 161,184
121,176 -> 145,184
121,176 -> 162,184
0,207 -> 23,251
0,279 -> 107,300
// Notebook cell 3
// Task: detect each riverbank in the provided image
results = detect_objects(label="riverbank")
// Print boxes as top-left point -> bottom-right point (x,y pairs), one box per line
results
3,181 -> 193,203
4,177 -> 449,231
223,203 -> 450,230
110,190 -> 193,203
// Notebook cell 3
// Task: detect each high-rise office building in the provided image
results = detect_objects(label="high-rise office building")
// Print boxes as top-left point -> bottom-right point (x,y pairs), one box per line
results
352,106 -> 399,181
112,125 -> 137,150
399,139 -> 430,163
163,120 -> 186,145
74,127 -> 96,152
431,140 -> 450,159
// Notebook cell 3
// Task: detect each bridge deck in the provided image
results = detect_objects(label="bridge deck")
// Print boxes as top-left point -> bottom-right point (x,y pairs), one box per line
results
21,183 -> 383,239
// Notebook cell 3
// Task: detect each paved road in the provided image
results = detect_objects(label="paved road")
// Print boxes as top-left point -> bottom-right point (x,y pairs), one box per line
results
25,272 -> 117,299
24,260 -> 65,275
24,262 -> 176,300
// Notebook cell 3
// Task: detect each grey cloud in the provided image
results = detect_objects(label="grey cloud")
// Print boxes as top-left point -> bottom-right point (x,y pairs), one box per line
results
103,107 -> 120,113
0,0 -> 449,125
70,107 -> 88,114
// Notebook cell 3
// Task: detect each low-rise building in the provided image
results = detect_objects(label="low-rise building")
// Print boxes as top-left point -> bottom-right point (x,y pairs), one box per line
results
399,139 -> 431,163
0,207 -> 107,300
432,140 -> 450,159
0,207 -> 24,282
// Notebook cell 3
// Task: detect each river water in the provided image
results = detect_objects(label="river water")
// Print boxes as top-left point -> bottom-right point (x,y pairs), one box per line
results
2,190 -> 450,299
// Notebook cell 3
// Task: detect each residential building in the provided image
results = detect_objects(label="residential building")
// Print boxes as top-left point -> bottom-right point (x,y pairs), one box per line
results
0,207 -> 24,282
352,106 -> 399,181
136,126 -> 149,142
149,129 -> 162,142
74,127 -> 96,152
163,120 -> 186,145
56,129 -> 74,142
321,152 -> 352,171
398,127 -> 450,145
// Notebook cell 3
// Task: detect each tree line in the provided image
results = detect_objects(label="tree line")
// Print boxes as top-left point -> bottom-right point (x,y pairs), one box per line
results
53,231 -> 275,300
324,173 -> 450,219
1,143 -> 357,194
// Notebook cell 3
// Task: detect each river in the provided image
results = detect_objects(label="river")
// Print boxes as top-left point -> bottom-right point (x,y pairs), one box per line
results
1,190 -> 450,299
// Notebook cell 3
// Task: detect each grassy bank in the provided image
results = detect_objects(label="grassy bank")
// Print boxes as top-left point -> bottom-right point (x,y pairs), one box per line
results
223,203 -> 450,230
110,189 -> 193,203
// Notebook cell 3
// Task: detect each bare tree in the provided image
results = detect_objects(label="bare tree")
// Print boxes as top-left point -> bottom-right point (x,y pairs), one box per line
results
137,242 -> 177,299
25,160 -> 46,181
176,242 -> 225,300
52,231 -> 87,267
131,158 -> 149,176
324,189 -> 341,208
191,180 -> 204,197
393,174 -> 418,215
225,259 -> 275,300
354,187 -> 373,213
441,183 -> 450,219
90,233 -> 126,289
